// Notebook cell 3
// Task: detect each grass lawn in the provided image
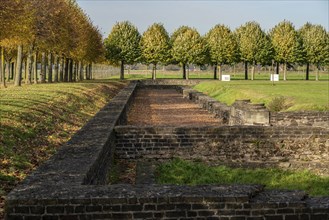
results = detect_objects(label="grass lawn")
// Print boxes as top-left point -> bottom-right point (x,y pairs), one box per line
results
194,80 -> 329,111
109,69 -> 329,81
156,158 -> 329,196
0,80 -> 127,199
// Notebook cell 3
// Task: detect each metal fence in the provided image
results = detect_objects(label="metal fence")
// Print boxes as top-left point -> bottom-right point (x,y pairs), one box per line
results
92,64 -> 120,79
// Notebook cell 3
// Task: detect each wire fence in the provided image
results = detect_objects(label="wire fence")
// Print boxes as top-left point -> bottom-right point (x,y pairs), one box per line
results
92,64 -> 120,79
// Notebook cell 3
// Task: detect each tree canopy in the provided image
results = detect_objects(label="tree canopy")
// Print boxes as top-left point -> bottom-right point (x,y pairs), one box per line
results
299,23 -> 329,80
270,20 -> 303,80
206,24 -> 238,80
235,21 -> 273,80
171,26 -> 207,79
0,0 -> 103,86
140,23 -> 171,80
104,21 -> 141,80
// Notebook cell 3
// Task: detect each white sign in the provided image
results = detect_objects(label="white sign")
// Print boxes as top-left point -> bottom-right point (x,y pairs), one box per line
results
222,75 -> 231,81
270,74 -> 279,81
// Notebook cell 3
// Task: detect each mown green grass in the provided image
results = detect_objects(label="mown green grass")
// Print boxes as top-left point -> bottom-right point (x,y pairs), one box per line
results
109,70 -> 329,81
0,80 -> 127,196
194,80 -> 329,111
156,158 -> 329,196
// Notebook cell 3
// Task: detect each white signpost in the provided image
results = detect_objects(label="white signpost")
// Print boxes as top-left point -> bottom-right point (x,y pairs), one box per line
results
270,74 -> 279,81
221,75 -> 231,81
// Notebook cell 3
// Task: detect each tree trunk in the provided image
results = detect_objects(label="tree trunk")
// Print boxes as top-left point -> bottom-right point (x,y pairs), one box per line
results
72,60 -> 76,82
84,64 -> 88,80
152,63 -> 156,80
25,46 -> 33,84
251,63 -> 255,81
41,52 -> 46,83
11,62 -> 15,81
218,64 -> 222,81
316,64 -> 319,81
305,63 -> 309,80
182,64 -> 186,79
24,60 -> 27,83
186,64 -> 189,80
78,61 -> 82,81
213,65 -> 217,79
14,45 -> 23,86
64,58 -> 69,82
6,60 -> 10,84
283,62 -> 287,81
68,59 -> 73,82
47,52 -> 53,83
244,61 -> 248,80
276,62 -> 279,75
33,51 -> 38,84
59,56 -> 64,82
53,54 -> 59,82
1,47 -> 6,88
89,63 -> 93,79
120,61 -> 124,80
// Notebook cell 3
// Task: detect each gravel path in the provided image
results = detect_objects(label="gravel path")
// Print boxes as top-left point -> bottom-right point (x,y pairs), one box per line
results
127,89 -> 221,126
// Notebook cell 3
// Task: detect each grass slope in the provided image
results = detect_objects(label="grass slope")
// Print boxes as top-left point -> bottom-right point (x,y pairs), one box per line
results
0,80 -> 127,217
194,80 -> 329,111
156,158 -> 329,196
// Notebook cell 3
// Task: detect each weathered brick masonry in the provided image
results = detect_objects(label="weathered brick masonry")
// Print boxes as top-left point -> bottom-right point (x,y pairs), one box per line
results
114,126 -> 329,174
5,80 -> 329,220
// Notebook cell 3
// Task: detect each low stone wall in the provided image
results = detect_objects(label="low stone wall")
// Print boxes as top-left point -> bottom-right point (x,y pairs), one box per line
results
182,89 -> 231,124
138,79 -> 202,86
184,86 -> 329,128
271,111 -> 329,128
6,81 -> 329,219
5,82 -> 138,219
6,184 -> 329,220
114,125 -> 329,175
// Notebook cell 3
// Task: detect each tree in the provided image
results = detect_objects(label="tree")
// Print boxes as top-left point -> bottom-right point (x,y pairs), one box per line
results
270,20 -> 302,80
206,24 -> 238,80
0,47 -> 5,88
140,23 -> 170,80
0,0 -> 34,86
235,21 -> 273,80
171,26 -> 207,79
299,23 -> 329,81
104,21 -> 141,80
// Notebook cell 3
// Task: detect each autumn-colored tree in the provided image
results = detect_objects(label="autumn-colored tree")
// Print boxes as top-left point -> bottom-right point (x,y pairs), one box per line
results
171,26 -> 207,79
0,0 -> 34,86
140,23 -> 170,80
104,21 -> 141,80
299,23 -> 329,80
235,21 -> 273,80
270,20 -> 303,80
206,24 -> 238,80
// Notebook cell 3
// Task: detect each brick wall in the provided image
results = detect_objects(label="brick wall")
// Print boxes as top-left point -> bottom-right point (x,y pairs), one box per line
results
186,86 -> 328,128
270,112 -> 329,128
5,81 -> 329,219
114,125 -> 329,174
6,184 -> 329,220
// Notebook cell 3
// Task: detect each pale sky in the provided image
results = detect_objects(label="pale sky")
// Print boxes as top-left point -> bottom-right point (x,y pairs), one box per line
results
76,0 -> 329,37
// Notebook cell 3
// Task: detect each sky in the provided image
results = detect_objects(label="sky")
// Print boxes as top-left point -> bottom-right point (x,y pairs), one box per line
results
76,0 -> 329,37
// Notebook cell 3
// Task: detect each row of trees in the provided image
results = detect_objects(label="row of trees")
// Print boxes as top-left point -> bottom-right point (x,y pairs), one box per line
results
0,0 -> 104,88
105,20 -> 329,80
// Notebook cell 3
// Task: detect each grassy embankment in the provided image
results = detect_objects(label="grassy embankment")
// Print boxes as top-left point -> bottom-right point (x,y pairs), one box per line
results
194,80 -> 329,111
0,80 -> 127,216
156,158 -> 329,196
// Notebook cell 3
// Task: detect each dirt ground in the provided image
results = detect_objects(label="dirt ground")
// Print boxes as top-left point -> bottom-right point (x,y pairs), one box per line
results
127,89 -> 221,126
